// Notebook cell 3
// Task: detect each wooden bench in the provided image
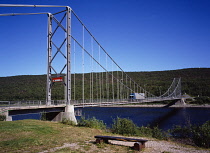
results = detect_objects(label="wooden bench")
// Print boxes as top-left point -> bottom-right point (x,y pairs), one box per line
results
94,135 -> 148,151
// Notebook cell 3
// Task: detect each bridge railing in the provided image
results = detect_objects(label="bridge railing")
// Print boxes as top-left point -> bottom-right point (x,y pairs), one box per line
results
0,96 -> 182,108
0,101 -> 45,107
72,99 -> 130,106
0,100 -> 66,108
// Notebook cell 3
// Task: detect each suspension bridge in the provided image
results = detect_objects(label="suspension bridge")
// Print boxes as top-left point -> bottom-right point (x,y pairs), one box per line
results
0,4 -> 183,122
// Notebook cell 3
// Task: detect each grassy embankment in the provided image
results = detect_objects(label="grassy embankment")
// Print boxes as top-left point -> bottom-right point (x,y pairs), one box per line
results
1,118 -> 210,152
0,120 -> 132,153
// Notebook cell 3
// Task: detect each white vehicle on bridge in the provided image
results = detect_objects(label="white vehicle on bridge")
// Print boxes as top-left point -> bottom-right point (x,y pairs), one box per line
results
129,93 -> 145,100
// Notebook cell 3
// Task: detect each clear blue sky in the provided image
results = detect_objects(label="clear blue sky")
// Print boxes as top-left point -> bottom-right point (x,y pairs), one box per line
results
0,0 -> 210,77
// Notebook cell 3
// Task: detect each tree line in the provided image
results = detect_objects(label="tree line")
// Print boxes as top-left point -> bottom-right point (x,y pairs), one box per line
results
0,68 -> 209,101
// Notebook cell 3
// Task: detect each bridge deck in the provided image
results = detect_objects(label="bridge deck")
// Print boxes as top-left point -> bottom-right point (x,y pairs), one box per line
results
0,97 -> 182,112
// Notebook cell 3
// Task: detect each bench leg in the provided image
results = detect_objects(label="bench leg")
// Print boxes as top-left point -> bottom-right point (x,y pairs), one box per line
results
104,138 -> 109,143
134,142 -> 144,151
141,142 -> 146,148
96,138 -> 109,144
96,138 -> 103,144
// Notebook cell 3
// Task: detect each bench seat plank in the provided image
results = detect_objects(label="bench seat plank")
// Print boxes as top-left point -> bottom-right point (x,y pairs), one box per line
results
95,135 -> 148,142
95,135 -> 148,151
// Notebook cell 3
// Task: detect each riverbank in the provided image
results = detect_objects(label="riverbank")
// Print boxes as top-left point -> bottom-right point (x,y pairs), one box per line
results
0,120 -> 209,153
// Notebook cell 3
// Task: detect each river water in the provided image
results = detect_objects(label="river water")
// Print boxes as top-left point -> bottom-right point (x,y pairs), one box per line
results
11,106 -> 210,131
76,107 -> 210,130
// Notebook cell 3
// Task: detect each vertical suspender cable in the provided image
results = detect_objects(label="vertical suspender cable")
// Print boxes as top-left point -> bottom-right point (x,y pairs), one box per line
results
92,41 -> 94,103
106,54 -> 109,102
126,75 -> 128,100
108,65 -> 109,102
91,37 -> 94,103
130,78 -> 132,97
98,46 -> 101,105
82,25 -> 85,106
73,40 -> 76,101
121,71 -> 123,100
102,70 -> 104,101
89,37 -> 92,103
117,69 -> 119,101
96,71 -> 98,102
112,61 -> 114,102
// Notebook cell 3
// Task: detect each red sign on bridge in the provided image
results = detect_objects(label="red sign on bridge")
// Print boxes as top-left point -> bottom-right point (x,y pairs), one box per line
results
52,77 -> 63,82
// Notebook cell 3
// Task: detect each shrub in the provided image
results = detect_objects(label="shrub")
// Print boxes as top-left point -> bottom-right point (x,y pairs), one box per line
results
40,112 -> 47,121
61,118 -> 77,126
170,125 -> 192,138
111,117 -> 139,136
0,114 -> 6,121
193,96 -> 210,104
170,121 -> 210,148
191,121 -> 210,148
152,126 -> 167,140
138,126 -> 152,137
77,116 -> 106,129
139,125 -> 168,140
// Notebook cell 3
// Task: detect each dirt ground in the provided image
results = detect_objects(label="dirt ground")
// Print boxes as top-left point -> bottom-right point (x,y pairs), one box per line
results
39,137 -> 210,153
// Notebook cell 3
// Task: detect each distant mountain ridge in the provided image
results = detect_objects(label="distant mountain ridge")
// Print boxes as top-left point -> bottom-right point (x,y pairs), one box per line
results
0,68 -> 209,101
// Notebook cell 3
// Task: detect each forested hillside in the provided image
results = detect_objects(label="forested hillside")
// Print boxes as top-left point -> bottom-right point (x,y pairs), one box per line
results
0,68 -> 209,101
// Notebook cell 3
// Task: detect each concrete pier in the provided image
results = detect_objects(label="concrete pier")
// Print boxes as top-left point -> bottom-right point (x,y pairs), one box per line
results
52,105 -> 77,124
0,108 -> 12,121
0,104 -> 77,122
175,98 -> 186,105
5,110 -> 12,121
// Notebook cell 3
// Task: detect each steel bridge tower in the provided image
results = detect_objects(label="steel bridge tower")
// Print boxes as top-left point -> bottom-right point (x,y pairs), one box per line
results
0,4 -> 72,106
46,7 -> 72,106
0,4 -> 77,123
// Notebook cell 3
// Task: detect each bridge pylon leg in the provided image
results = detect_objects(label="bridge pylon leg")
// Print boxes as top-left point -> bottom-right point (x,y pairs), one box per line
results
64,104 -> 77,124
52,105 -> 77,124
4,110 -> 12,121
175,98 -> 186,106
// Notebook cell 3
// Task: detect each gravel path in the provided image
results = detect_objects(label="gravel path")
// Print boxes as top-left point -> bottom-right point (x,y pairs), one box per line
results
143,140 -> 208,153
110,138 -> 210,153
39,137 -> 210,153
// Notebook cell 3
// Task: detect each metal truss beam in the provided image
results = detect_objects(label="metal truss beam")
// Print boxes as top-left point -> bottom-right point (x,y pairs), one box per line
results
0,4 -> 66,8
0,12 -> 49,16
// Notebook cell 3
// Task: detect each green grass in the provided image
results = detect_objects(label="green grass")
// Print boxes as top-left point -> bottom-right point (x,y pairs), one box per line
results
1,119 -> 209,152
0,120 -> 131,153
0,120 -> 61,152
